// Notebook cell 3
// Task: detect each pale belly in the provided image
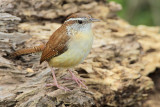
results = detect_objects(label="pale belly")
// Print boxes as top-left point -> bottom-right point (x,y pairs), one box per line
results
48,33 -> 93,68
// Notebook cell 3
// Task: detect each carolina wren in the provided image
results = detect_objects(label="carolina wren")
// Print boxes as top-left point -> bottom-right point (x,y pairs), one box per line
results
12,13 -> 100,91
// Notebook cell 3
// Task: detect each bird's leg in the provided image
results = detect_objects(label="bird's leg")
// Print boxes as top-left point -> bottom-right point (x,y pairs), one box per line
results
46,68 -> 70,91
65,69 -> 88,89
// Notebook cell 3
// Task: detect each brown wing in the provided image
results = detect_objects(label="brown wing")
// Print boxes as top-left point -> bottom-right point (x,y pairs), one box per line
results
40,24 -> 70,64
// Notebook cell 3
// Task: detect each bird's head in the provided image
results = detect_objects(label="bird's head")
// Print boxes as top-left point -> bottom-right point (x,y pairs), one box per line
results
64,13 -> 100,35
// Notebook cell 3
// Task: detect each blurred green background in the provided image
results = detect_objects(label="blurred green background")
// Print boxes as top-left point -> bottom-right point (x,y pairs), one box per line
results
108,0 -> 160,26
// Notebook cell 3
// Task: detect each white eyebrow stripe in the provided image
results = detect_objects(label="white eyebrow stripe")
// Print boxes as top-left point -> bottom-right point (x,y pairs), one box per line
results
65,18 -> 87,22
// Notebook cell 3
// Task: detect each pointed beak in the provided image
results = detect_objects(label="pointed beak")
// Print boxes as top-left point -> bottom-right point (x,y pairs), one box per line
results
90,18 -> 100,22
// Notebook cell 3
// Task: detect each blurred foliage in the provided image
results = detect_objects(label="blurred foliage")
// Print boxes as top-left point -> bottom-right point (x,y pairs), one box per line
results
108,0 -> 160,26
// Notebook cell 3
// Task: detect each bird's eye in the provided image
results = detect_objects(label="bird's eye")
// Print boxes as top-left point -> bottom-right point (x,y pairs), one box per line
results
78,20 -> 83,24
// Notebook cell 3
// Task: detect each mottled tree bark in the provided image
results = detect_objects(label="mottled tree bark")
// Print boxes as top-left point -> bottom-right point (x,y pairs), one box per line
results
0,0 -> 158,107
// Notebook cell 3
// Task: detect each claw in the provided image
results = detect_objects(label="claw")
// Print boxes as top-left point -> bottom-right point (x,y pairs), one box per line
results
46,67 -> 71,92
46,83 -> 70,92
66,69 -> 88,89
63,77 -> 85,82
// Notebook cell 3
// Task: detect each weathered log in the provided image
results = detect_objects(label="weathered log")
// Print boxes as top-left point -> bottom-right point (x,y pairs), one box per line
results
0,0 -> 159,107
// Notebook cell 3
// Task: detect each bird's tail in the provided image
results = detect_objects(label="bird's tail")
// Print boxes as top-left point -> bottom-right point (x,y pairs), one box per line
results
11,44 -> 45,57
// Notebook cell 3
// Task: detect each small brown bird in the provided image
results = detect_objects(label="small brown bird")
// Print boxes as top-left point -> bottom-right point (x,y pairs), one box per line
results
12,13 -> 100,91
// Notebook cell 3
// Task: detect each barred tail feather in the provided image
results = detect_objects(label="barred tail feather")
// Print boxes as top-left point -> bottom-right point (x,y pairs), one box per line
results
11,44 -> 45,57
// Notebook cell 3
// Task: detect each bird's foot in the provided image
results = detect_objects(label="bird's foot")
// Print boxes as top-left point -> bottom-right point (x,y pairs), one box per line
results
65,70 -> 88,89
47,67 -> 71,92
46,83 -> 70,92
